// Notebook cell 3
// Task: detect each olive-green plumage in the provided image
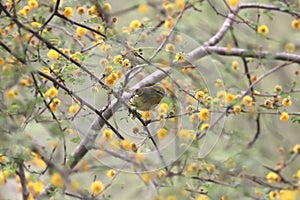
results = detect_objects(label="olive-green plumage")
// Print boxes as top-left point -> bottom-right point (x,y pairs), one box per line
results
130,85 -> 165,111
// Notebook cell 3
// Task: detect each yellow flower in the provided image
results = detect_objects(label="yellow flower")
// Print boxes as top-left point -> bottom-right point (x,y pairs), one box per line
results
225,93 -> 236,103
122,58 -> 131,68
266,172 -> 281,183
269,190 -> 279,200
107,169 -> 116,178
296,169 -> 300,178
166,195 -> 177,200
280,112 -> 289,121
69,104 -> 80,114
175,52 -> 186,62
275,85 -> 282,92
45,87 -> 58,98
200,123 -> 210,132
121,139 -> 131,151
157,128 -> 168,139
291,19 -> 300,30
28,0 -> 38,8
197,195 -> 210,200
63,7 -> 73,18
105,75 -> 116,86
242,95 -> 253,105
164,19 -> 174,29
77,6 -> 85,15
227,0 -> 239,7
231,60 -> 240,70
5,89 -> 18,100
175,0 -> 185,10
51,172 -> 64,187
165,43 -> 175,52
31,21 -> 41,28
130,20 -> 141,31
76,27 -> 87,36
142,173 -> 151,184
90,181 -> 104,195
280,189 -> 299,200
257,25 -> 269,35
195,90 -> 205,100
102,3 -> 111,11
179,129 -> 196,140
138,4 -> 149,13
141,111 -> 151,120
27,181 -> 44,196
285,42 -> 296,53
113,55 -> 123,64
199,108 -> 210,121
135,152 -> 144,163
47,49 -> 60,60
0,154 -> 4,163
0,57 -> 4,66
282,98 -> 292,107
292,144 -> 300,154
103,129 -> 113,140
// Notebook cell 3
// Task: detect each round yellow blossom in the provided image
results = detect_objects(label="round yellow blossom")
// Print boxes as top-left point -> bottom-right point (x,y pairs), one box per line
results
257,25 -> 269,35
51,172 -> 64,187
135,152 -> 145,163
63,7 -> 73,17
164,19 -> 174,29
157,128 -> 168,139
175,52 -> 186,62
266,172 -> 281,183
52,98 -> 61,107
47,49 -> 60,60
141,173 -> 152,184
231,60 -> 240,70
269,190 -> 279,200
195,91 -> 205,101
77,6 -> 85,15
197,195 -> 209,200
103,129 -> 113,140
5,89 -> 18,100
102,3 -> 111,11
292,144 -> 300,154
279,189 -> 299,200
275,85 -> 282,92
138,4 -> 149,13
121,139 -> 131,151
105,75 -> 116,86
113,55 -> 123,64
45,87 -> 58,98
130,20 -> 141,31
165,43 -> 176,52
28,0 -> 38,8
107,169 -> 116,178
0,154 -> 4,163
227,0 -> 239,7
31,21 -> 41,28
199,108 -> 210,121
0,57 -> 4,66
141,111 -> 151,120
90,181 -> 104,195
175,34 -> 182,43
69,104 -> 80,114
215,79 -> 224,87
280,112 -> 289,121
27,181 -> 44,196
264,99 -> 273,108
233,105 -> 241,114
76,27 -> 87,37
285,42 -> 296,53
104,65 -> 113,75
296,169 -> 300,178
282,98 -> 292,107
291,19 -> 300,30
166,195 -> 177,200
175,0 -> 185,10
242,95 -> 253,105
122,59 -> 131,68
23,6 -> 31,15
225,93 -> 236,103
200,123 -> 210,132
179,129 -> 196,140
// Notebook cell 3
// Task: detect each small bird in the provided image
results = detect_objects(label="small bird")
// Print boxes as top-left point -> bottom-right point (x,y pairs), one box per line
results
130,85 -> 165,111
